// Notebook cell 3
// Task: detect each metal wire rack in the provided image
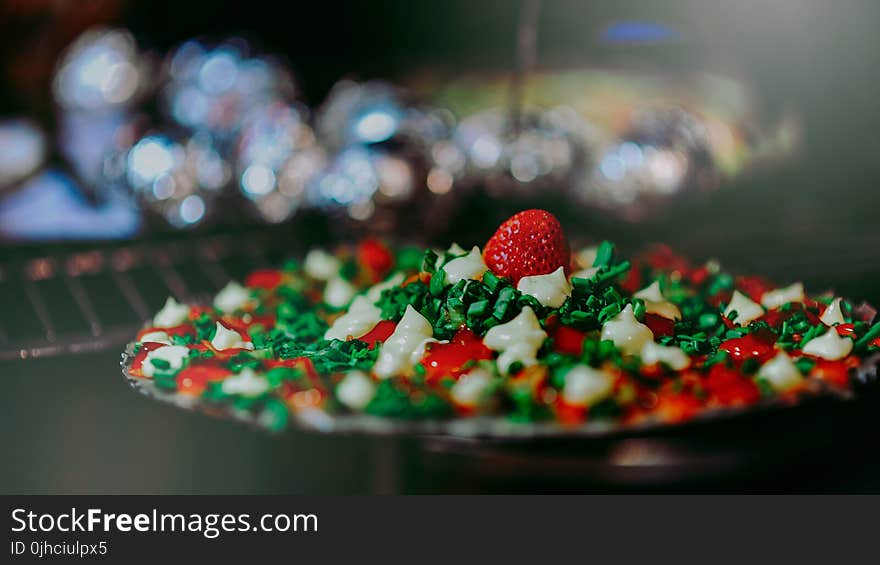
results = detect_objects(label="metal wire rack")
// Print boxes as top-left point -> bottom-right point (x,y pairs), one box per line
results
0,228 -> 294,361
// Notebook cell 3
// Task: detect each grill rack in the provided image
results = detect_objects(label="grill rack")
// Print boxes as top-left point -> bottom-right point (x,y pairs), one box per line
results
0,229 -> 293,361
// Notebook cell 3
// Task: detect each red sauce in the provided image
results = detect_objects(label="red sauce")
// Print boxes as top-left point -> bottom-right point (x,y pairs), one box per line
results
268,356 -> 319,379
187,305 -> 212,320
552,325 -> 586,356
554,399 -> 587,425
358,238 -> 394,282
270,357 -> 325,394
620,265 -> 642,294
708,290 -> 732,309
357,320 -> 397,349
420,328 -> 493,382
214,320 -> 251,341
136,323 -> 194,341
221,314 -> 275,335
704,364 -> 761,406
735,275 -> 775,303
643,313 -> 675,337
644,244 -> 691,275
810,358 -> 852,388
176,363 -> 232,395
129,342 -> 167,376
718,332 -> 776,364
245,269 -> 283,290
761,303 -> 820,329
653,390 -> 703,423
689,265 -> 710,286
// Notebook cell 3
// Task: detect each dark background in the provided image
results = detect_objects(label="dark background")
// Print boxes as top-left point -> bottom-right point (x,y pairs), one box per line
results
1,0 -> 879,493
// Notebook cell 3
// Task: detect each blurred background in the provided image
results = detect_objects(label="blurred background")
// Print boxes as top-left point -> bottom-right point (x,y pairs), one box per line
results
2,0 -> 880,493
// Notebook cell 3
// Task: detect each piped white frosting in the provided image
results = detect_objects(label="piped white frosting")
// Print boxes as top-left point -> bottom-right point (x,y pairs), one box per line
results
483,306 -> 547,375
153,297 -> 190,327
336,371 -> 376,410
561,365 -> 615,407
600,304 -> 654,356
442,246 -> 488,284
221,367 -> 269,397
802,329 -> 853,360
757,353 -> 802,392
820,297 -> 846,326
517,266 -> 572,308
633,280 -> 681,320
724,291 -> 764,326
304,249 -> 341,280
141,345 -> 190,378
374,305 -> 436,378
450,368 -> 493,408
761,282 -> 805,309
210,322 -> 254,351
213,281 -> 253,314
640,341 -> 690,371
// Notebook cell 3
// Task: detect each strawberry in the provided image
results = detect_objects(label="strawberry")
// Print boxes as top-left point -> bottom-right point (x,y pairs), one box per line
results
483,209 -> 570,283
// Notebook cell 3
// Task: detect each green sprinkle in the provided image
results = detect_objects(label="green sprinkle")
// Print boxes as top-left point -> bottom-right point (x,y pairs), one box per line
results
429,268 -> 447,297
589,398 -> 622,420
493,287 -> 516,320
467,300 -> 489,319
795,357 -> 816,375
698,313 -> 719,330
855,322 -> 880,351
421,250 -> 438,274
397,247 -> 424,271
482,271 -> 501,292
258,398 -> 289,432
339,260 -> 358,281
593,241 -> 615,267
150,358 -> 170,370
755,377 -> 775,397
632,298 -> 646,320
194,313 -> 215,341
741,357 -> 760,375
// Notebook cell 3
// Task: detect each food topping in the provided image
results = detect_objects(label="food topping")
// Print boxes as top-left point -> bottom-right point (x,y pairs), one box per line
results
802,329 -> 854,360
483,306 -> 547,375
442,246 -> 489,284
600,304 -> 653,356
516,266 -> 572,308
153,297 -> 190,327
761,282 -> 805,309
374,305 -> 436,378
213,281 -> 254,314
210,322 -> 254,351
724,291 -> 764,326
820,297 -> 846,326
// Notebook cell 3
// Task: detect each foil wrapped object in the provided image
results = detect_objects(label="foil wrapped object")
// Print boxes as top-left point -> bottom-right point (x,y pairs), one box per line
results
574,106 -> 719,218
453,106 -> 596,198
311,80 -> 456,232
53,28 -> 152,112
235,102 -> 326,223
161,38 -> 296,141
104,131 -> 231,228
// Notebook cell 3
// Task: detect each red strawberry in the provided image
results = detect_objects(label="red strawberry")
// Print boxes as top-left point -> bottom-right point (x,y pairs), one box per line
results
483,209 -> 570,283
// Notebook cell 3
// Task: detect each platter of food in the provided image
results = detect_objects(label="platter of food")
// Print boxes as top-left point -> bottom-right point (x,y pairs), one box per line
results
121,209 -> 880,445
